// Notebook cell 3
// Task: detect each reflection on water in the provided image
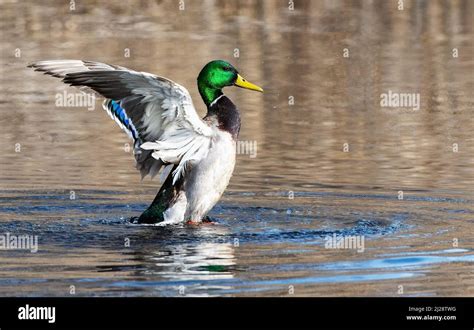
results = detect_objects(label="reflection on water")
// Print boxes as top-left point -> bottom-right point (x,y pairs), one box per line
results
0,0 -> 473,296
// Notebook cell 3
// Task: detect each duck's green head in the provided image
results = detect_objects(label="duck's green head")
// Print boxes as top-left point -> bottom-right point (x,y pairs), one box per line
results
197,60 -> 263,106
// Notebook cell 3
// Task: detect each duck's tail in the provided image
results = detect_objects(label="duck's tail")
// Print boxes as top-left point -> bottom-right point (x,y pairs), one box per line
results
132,165 -> 185,224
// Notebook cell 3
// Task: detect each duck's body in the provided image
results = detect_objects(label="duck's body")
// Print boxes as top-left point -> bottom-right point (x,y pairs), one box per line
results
182,127 -> 236,222
29,60 -> 262,225
139,96 -> 239,225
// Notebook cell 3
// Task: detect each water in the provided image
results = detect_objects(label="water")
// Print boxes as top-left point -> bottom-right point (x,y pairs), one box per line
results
0,0 -> 473,296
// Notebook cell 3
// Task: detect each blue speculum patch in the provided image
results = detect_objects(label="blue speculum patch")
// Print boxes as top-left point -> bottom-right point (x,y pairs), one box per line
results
109,100 -> 138,140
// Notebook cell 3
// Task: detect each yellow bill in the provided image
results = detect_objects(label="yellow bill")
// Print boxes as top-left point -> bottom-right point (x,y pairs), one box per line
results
234,74 -> 263,92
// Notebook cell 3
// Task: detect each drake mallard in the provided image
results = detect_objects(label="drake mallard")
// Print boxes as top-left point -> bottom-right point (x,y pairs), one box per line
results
29,60 -> 263,225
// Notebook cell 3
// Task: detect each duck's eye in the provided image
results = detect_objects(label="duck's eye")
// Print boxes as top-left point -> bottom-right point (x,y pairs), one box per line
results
223,67 -> 232,71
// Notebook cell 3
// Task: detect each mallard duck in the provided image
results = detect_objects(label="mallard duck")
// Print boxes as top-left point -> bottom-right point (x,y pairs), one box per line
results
29,60 -> 263,225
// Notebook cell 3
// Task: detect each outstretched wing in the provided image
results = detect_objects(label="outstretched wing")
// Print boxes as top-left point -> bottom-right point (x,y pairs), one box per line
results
29,60 -> 213,182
